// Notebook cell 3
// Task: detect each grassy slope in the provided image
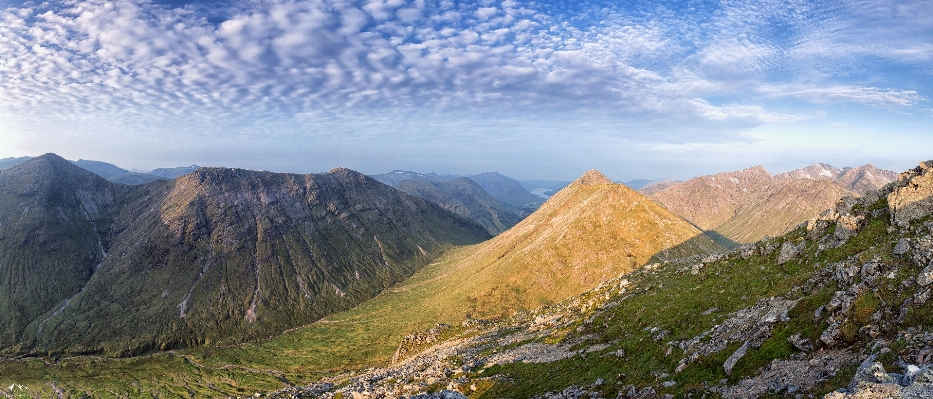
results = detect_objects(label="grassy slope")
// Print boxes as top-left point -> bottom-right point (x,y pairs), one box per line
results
475,195 -> 933,398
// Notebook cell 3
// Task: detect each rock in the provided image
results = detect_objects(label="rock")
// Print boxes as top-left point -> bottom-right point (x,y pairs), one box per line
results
894,239 -> 912,255
677,298 -> 798,372
915,288 -> 931,305
888,161 -> 933,227
724,341 -> 748,375
718,350 -> 856,399
808,218 -> 831,239
835,214 -> 865,242
778,241 -> 800,265
409,390 -> 468,399
848,360 -> 897,391
917,264 -> 933,287
787,333 -> 813,352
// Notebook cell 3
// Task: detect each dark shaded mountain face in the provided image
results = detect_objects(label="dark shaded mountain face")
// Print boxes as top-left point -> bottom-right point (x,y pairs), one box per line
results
0,156 -> 34,170
0,157 -> 490,356
148,165 -> 200,179
0,154 -> 135,353
467,172 -> 544,207
396,177 -> 523,236
71,159 -> 128,178
369,170 -> 458,186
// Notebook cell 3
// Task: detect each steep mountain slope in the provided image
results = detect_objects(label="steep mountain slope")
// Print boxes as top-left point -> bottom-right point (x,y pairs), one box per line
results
712,179 -> 854,244
648,164 -> 895,246
148,165 -> 200,179
270,160 -> 933,399
362,170 -> 723,322
0,161 -> 490,357
396,177 -> 523,236
649,165 -> 774,232
468,171 -> 544,207
0,154 -> 135,352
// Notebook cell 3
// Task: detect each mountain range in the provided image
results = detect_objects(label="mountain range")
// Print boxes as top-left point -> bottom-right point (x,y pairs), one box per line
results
0,154 -> 490,356
0,156 -> 200,186
0,155 -> 918,398
648,163 -> 896,246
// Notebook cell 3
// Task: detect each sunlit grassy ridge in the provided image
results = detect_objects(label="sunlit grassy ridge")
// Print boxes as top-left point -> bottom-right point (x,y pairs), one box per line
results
472,196 -> 933,398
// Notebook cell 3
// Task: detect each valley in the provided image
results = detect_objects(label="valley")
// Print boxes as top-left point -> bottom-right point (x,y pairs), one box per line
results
0,155 -> 925,399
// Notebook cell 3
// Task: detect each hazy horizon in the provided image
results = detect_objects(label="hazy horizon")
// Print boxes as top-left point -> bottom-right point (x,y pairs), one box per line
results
2,0 -> 930,180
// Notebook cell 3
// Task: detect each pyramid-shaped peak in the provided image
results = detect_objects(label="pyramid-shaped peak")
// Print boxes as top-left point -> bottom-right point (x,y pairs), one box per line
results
575,170 -> 613,186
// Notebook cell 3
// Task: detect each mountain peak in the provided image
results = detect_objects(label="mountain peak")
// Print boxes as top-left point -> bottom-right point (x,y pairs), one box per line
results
574,170 -> 613,186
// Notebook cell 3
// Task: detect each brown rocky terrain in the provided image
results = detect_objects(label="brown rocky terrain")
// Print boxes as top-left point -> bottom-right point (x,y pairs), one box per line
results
776,163 -> 898,195
649,163 -> 897,246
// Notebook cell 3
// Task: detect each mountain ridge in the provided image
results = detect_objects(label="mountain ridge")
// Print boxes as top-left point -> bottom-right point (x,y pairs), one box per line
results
0,155 -> 491,356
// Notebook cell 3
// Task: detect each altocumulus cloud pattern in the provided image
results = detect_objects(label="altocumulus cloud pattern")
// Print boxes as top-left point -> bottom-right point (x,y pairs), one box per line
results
1,0 -> 931,175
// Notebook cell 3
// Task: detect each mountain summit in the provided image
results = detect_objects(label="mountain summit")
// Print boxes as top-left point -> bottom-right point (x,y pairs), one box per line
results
410,169 -> 725,319
575,169 -> 614,186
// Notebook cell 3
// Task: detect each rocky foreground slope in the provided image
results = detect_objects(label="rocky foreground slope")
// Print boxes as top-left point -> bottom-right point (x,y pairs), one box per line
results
0,154 -> 490,357
262,160 -> 933,399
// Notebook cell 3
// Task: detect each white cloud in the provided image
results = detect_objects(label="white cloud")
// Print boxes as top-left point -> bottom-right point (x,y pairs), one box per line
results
1,0 -> 929,171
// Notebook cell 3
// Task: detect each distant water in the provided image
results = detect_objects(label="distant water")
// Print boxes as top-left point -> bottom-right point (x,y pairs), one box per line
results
529,188 -> 551,199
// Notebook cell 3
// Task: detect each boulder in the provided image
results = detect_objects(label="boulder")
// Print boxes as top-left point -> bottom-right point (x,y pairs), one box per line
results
894,239 -> 912,256
888,161 -> 933,227
917,263 -> 933,287
777,241 -> 799,265
723,341 -> 748,375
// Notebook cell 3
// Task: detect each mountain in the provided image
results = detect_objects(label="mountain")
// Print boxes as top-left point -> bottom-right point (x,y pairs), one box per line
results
776,163 -> 898,195
264,159 -> 933,399
369,170 -> 458,186
623,177 -> 679,190
0,156 -> 33,170
834,164 -> 899,194
0,157 -> 490,356
372,170 -> 544,210
71,159 -> 128,178
148,165 -> 200,179
638,178 -> 682,195
388,170 -> 723,320
650,165 -> 776,233
467,171 -> 544,207
0,154 -> 135,353
107,172 -> 167,185
396,177 -> 523,236
648,163 -> 895,246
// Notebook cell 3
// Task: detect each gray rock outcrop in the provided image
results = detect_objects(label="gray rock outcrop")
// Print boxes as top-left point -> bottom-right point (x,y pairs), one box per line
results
888,161 -> 933,227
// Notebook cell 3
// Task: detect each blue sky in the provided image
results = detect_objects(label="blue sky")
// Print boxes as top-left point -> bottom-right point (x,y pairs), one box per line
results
1,0 -> 931,180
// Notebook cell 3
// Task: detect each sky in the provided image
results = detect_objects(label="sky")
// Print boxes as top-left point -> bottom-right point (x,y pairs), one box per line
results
1,0 -> 931,181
